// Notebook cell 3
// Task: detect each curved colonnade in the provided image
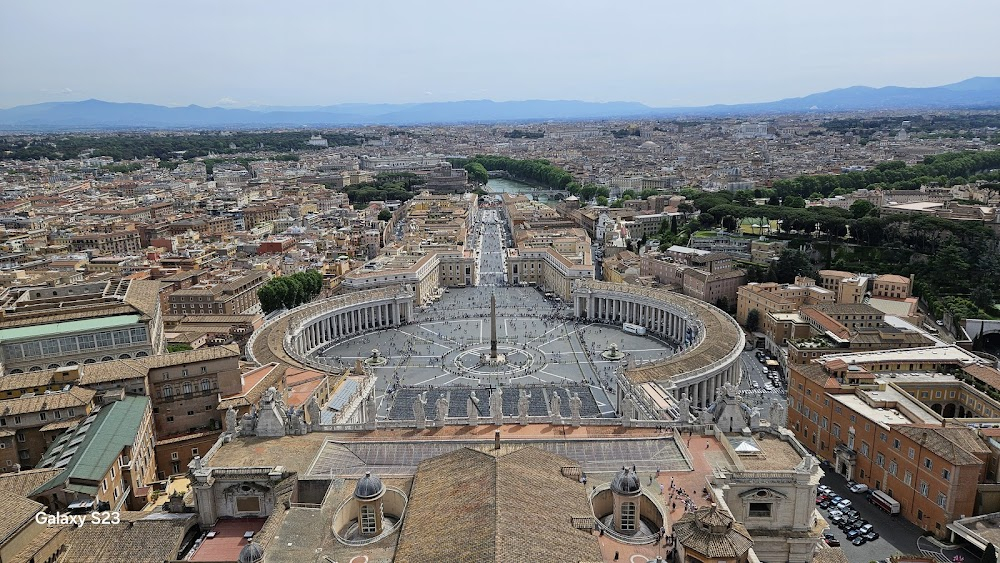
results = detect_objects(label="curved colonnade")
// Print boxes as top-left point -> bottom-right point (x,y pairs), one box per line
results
572,280 -> 744,409
247,286 -> 415,371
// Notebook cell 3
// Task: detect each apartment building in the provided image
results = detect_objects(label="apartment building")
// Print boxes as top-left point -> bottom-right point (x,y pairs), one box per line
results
69,230 -> 142,255
167,270 -> 269,316
640,246 -> 746,307
78,345 -> 243,478
735,278 -> 835,326
787,348 -> 994,537
0,386 -> 96,471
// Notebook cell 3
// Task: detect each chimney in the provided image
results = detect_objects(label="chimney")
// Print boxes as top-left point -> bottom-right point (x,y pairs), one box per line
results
494,429 -> 500,450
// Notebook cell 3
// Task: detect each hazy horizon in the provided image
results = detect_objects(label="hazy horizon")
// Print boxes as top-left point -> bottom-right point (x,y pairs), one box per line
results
3,0 -> 1000,110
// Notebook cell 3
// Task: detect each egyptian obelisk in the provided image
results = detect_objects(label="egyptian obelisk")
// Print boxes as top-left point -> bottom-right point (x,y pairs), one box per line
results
490,293 -> 498,359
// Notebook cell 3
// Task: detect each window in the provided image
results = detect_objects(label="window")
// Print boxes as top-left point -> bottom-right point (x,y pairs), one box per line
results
200,366 -> 207,374
14,416 -> 20,424
876,453 -> 884,467
888,460 -> 898,475
182,383 -> 192,394
908,447 -> 916,460
748,502 -> 772,517
937,493 -> 947,508
182,369 -> 188,377
201,380 -> 210,392
860,442 -> 870,457
893,439 -> 901,449
163,386 -> 173,398
942,469 -> 950,481
166,416 -> 174,422
850,415 -> 857,423
832,424 -> 841,438
55,410 -> 61,419
821,417 -> 828,430
171,452 -> 179,460
919,481 -> 929,497
16,432 -> 25,443
621,501 -> 637,531
360,504 -> 377,534
904,471 -> 913,486
39,412 -> 46,421
924,458 -> 932,469
880,432 -> 888,442
192,448 -> 199,456
68,408 -> 75,417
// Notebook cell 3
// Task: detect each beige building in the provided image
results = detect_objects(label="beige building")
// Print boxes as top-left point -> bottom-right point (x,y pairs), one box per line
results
167,270 -> 269,316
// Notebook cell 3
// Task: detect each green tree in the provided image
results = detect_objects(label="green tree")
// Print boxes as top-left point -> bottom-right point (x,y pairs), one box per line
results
771,249 -> 814,283
784,195 -> 806,208
464,162 -> 489,184
378,209 -> 392,221
596,195 -> 609,207
849,199 -> 875,219
746,309 -> 761,332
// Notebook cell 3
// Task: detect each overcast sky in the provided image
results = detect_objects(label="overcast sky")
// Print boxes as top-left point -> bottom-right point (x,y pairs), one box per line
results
3,0 -> 999,109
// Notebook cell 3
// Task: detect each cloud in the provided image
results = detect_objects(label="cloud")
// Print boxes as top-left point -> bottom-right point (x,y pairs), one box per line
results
40,87 -> 74,96
216,97 -> 242,106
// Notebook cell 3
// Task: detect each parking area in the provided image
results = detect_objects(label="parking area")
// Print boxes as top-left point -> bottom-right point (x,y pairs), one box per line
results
817,470 -> 980,562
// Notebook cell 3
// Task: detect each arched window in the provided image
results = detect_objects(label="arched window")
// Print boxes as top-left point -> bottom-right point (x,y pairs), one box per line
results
102,356 -> 114,362
135,351 -> 148,357
621,501 -> 636,531
118,353 -> 131,360
182,383 -> 192,394
9,369 -> 23,374
201,380 -> 211,392
29,366 -> 42,372
48,364 -> 60,370
84,358 -> 96,364
360,504 -> 377,535
163,386 -> 173,398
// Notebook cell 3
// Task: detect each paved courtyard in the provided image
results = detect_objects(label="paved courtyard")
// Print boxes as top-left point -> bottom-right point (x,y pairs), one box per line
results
314,206 -> 678,421
317,286 -> 677,419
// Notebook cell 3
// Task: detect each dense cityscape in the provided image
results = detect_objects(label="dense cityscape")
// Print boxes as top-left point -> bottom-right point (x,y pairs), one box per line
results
0,109 -> 999,563
5,1 -> 1000,561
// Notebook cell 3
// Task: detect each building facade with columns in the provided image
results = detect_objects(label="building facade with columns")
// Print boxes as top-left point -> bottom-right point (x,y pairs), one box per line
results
572,280 -> 745,411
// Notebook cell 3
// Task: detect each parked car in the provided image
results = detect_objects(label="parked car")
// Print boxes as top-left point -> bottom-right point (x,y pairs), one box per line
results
859,523 -> 874,535
850,483 -> 869,494
846,529 -> 863,540
819,500 -> 832,509
817,485 -> 832,495
830,495 -> 843,504
847,480 -> 858,489
836,499 -> 853,509
826,537 -> 841,547
827,509 -> 843,519
852,536 -> 868,546
864,531 -> 880,541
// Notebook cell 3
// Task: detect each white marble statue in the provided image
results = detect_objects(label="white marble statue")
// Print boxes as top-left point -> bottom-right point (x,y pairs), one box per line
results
412,391 -> 428,429
467,391 -> 480,426
490,387 -> 503,425
435,393 -> 449,425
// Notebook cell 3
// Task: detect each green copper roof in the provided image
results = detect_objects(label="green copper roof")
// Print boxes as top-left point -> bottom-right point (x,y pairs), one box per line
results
0,314 -> 140,343
33,396 -> 149,495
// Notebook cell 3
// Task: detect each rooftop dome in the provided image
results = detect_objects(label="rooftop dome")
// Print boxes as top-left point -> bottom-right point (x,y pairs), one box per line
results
610,466 -> 641,495
354,471 -> 385,500
238,540 -> 265,563
640,140 -> 659,149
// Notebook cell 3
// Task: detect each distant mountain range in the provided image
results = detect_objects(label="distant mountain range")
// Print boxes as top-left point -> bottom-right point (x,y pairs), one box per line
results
2,77 -> 999,131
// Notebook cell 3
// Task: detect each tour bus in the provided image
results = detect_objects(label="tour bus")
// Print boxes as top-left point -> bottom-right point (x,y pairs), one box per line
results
623,322 -> 647,336
869,489 -> 900,515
